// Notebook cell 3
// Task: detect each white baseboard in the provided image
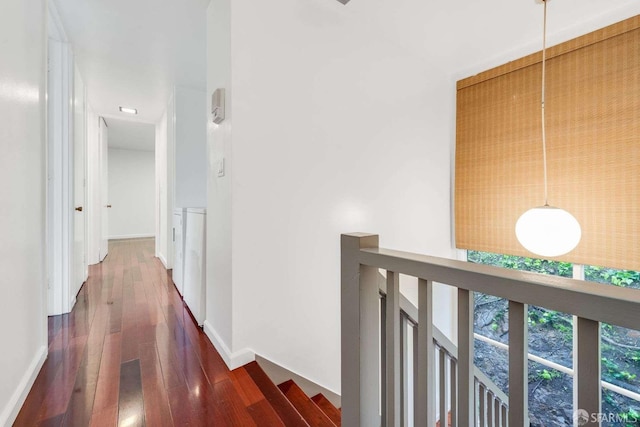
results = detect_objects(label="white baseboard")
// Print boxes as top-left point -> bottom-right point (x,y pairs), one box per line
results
0,345 -> 47,427
200,323 -> 341,408
158,253 -> 168,269
108,234 -> 154,240
203,321 -> 255,370
255,355 -> 341,408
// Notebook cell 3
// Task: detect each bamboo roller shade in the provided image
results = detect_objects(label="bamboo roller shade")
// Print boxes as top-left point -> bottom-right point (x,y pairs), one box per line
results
455,15 -> 640,270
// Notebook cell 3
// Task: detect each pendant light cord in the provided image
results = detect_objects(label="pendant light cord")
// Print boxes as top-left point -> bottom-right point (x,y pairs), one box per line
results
541,0 -> 549,206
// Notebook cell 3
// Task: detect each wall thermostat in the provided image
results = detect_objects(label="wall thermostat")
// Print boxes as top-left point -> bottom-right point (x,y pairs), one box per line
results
212,88 -> 225,124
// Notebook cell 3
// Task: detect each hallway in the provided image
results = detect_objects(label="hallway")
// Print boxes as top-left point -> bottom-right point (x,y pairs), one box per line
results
15,239 -> 266,426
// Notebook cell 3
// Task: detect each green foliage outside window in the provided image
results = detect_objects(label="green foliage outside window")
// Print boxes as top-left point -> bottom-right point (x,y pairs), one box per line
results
468,250 -> 640,426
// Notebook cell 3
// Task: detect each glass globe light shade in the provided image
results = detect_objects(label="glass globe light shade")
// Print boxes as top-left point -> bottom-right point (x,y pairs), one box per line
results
515,205 -> 581,257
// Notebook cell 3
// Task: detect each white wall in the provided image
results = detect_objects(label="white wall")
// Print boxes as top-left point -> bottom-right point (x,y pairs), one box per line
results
175,86 -> 207,208
205,0 -> 640,398
205,0 -> 234,363
232,0 -> 454,395
108,148 -> 155,239
0,0 -> 48,424
206,0 -> 454,393
86,106 -> 101,265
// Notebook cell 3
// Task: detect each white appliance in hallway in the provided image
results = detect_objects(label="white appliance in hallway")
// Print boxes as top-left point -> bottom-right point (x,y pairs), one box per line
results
173,208 -> 187,296
183,207 -> 206,326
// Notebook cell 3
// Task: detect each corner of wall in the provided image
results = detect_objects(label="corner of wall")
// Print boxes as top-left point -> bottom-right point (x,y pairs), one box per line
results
203,320 -> 254,370
158,253 -> 168,269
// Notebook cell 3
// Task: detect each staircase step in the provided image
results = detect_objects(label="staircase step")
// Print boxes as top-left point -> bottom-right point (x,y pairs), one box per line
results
310,394 -> 341,426
244,361 -> 309,427
246,399 -> 287,427
278,380 -> 336,427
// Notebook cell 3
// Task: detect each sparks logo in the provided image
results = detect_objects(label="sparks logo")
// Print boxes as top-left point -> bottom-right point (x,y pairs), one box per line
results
573,409 -> 640,425
573,409 -> 589,426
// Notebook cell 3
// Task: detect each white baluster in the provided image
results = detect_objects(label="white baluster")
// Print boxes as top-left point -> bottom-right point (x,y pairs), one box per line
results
450,357 -> 457,427
486,391 -> 494,427
479,383 -> 486,427
439,348 -> 448,427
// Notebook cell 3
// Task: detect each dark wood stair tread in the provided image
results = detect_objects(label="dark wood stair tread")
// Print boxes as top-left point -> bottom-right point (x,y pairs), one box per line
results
244,362 -> 309,427
278,380 -> 335,427
310,394 -> 341,426
247,399 -> 287,427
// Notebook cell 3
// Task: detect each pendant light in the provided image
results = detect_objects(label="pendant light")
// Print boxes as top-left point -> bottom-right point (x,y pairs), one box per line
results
515,0 -> 581,258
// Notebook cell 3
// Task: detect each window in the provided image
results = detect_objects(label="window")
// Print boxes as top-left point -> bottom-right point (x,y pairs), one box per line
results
455,16 -> 640,271
469,251 -> 640,426
585,266 -> 640,425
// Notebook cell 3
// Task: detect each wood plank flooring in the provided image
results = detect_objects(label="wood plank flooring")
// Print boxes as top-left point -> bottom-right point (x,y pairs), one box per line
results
14,238 -> 277,426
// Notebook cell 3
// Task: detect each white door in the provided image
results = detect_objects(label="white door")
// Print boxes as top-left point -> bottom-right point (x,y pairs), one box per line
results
47,32 -> 75,314
47,37 -> 67,315
73,68 -> 87,294
99,117 -> 109,260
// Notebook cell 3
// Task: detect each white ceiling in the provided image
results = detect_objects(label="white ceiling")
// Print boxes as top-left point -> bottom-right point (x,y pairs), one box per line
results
52,0 -> 639,131
106,118 -> 155,151
53,0 -> 208,124
344,0 -> 640,81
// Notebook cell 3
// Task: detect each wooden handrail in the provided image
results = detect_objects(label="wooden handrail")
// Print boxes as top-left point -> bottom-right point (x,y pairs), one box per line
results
359,246 -> 640,330
341,233 -> 639,426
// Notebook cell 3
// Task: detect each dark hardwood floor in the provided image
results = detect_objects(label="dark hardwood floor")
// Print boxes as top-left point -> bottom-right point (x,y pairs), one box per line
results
14,238 -> 281,426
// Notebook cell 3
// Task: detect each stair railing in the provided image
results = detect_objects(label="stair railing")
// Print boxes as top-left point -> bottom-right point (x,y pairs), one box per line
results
379,274 -> 510,427
341,233 -> 640,427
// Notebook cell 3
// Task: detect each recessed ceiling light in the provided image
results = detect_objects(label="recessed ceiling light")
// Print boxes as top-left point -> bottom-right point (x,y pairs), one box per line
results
119,106 -> 137,114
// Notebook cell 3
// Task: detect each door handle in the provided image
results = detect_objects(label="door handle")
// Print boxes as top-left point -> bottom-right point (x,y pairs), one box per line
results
106,204 -> 112,208
75,206 -> 83,212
